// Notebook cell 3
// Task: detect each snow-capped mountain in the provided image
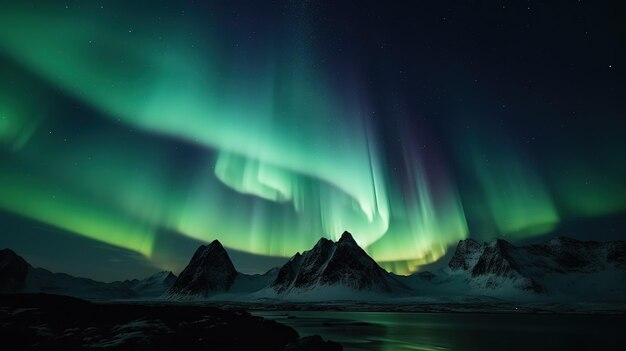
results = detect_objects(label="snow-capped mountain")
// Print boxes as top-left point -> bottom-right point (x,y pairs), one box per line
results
445,237 -> 626,298
270,231 -> 408,297
3,234 -> 626,303
123,271 -> 177,297
168,240 -> 238,297
229,267 -> 279,294
448,238 -> 483,271
448,238 -> 542,292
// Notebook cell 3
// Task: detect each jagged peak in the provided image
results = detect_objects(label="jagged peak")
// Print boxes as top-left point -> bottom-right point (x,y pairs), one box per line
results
0,248 -> 20,257
449,238 -> 484,271
271,231 -> 399,294
455,238 -> 482,251
314,237 -> 332,246
338,231 -> 357,245
169,240 -> 237,296
0,248 -> 31,268
208,239 -> 225,249
184,240 -> 235,275
192,240 -> 228,257
458,238 -> 480,245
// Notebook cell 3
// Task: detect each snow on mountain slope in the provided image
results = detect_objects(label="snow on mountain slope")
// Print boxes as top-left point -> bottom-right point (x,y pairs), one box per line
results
439,237 -> 626,301
229,267 -> 279,294
448,239 -> 482,271
123,271 -> 177,297
3,235 -> 626,303
269,231 -> 409,299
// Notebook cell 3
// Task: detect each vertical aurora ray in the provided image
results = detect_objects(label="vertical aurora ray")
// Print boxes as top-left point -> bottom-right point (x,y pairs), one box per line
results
455,130 -> 560,240
365,118 -> 468,273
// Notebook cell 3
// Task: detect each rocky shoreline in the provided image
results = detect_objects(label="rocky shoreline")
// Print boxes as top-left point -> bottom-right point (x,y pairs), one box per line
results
0,294 -> 341,350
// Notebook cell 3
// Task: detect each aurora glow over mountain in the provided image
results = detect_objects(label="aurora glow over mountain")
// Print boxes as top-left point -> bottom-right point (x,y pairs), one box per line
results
0,1 -> 624,279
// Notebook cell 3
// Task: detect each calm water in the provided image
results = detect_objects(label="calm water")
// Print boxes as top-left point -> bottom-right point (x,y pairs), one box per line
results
253,310 -> 625,351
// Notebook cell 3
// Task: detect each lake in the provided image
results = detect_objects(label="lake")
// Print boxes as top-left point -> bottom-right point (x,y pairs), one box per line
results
253,310 -> 625,350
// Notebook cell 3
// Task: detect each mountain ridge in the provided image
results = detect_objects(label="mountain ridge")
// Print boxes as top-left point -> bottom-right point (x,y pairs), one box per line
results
0,248 -> 177,299
270,231 -> 408,296
2,234 -> 626,302
443,236 -> 626,297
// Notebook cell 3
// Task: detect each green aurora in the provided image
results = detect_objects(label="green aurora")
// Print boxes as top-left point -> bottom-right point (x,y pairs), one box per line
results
0,1 -> 624,275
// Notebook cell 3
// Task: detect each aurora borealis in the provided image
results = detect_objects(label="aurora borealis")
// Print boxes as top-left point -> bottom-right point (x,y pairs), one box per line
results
1,1 -> 625,279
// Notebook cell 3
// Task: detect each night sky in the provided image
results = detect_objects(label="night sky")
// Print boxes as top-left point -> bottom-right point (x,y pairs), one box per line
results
1,1 -> 624,281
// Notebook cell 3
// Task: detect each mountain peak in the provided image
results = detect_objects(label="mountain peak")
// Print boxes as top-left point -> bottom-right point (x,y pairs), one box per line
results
0,248 -> 18,257
157,271 -> 178,285
314,237 -> 332,247
0,248 -> 30,293
459,238 -> 479,244
169,241 -> 237,296
448,237 -> 542,292
209,239 -> 223,247
338,231 -> 357,245
271,232 -> 405,295
448,238 -> 483,271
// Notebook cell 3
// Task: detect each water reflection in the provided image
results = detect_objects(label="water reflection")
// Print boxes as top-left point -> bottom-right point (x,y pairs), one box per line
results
254,311 -> 624,351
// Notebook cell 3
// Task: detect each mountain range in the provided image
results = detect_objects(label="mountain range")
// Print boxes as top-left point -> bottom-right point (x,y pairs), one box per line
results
2,232 -> 626,302
0,248 -> 176,299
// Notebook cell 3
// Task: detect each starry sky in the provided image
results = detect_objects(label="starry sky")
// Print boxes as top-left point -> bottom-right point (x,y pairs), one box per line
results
0,1 -> 625,281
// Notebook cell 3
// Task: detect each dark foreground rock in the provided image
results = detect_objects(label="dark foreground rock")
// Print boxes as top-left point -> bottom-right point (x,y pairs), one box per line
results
284,335 -> 343,351
0,294 -> 341,350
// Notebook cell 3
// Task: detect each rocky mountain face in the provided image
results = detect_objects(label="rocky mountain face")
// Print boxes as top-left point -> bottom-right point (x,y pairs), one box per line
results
448,239 -> 482,271
448,237 -> 626,293
271,231 -> 406,295
0,249 -> 29,293
169,240 -> 237,297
